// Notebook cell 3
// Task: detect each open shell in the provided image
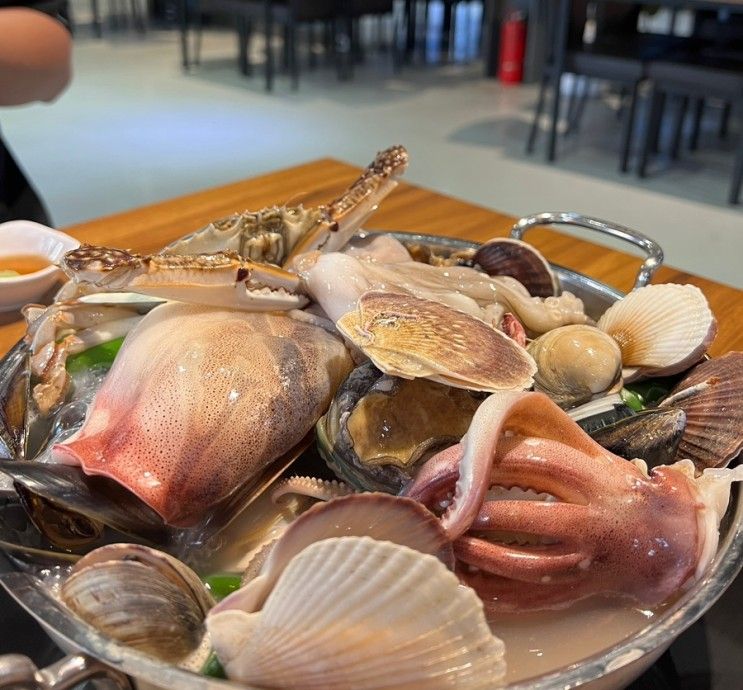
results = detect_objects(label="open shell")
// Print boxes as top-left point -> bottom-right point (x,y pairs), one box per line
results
597,283 -> 717,378
60,543 -> 214,662
337,291 -> 536,392
474,238 -> 558,297
528,325 -> 622,409
208,536 -> 506,689
659,351 -> 743,469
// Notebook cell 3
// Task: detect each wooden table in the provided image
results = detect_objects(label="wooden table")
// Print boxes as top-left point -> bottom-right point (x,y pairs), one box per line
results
1,158 -> 741,355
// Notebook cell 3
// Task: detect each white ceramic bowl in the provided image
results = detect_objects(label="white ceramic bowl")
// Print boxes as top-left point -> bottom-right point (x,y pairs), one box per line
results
0,220 -> 80,312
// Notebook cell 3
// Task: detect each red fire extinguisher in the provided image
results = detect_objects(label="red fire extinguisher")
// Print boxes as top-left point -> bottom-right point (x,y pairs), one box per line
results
498,11 -> 527,84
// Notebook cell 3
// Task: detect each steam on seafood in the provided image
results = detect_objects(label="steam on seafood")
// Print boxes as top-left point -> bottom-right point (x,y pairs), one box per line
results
0,144 -> 741,690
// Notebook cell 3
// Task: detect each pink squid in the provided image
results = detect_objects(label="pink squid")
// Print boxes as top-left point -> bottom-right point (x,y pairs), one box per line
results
403,391 -> 742,613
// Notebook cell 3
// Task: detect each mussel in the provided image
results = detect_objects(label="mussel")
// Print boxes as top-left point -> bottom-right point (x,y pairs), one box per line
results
317,362 -> 483,493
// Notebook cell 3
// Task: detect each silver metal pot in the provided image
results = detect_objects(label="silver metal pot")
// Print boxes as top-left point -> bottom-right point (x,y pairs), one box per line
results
0,213 -> 739,690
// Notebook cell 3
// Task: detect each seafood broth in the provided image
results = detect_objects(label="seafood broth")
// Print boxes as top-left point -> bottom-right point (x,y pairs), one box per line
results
0,255 -> 51,277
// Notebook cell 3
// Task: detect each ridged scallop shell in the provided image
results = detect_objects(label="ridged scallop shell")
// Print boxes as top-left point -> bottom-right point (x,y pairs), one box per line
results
60,544 -> 213,662
527,325 -> 622,409
208,536 -> 506,689
659,351 -> 743,469
226,493 -> 452,612
474,238 -> 558,297
337,291 -> 537,392
597,283 -> 717,377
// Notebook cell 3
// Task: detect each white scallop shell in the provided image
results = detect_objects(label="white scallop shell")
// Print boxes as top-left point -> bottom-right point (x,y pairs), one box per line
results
207,536 -> 506,689
597,283 -> 717,377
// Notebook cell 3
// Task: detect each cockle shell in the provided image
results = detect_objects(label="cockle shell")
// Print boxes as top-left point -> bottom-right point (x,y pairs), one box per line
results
60,544 -> 214,662
337,291 -> 537,392
659,351 -> 743,469
207,536 -> 506,689
226,493 -> 452,612
474,238 -> 558,297
527,325 -> 622,409
597,283 -> 717,378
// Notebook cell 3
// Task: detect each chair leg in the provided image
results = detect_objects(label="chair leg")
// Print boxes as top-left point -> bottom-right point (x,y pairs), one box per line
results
619,81 -> 640,174
526,72 -> 549,155
193,3 -> 204,66
719,101 -> 731,140
91,0 -> 102,37
264,1 -> 274,91
638,85 -> 661,178
237,16 -> 250,76
650,91 -> 666,154
288,20 -> 299,90
571,76 -> 590,135
689,98 -> 704,151
179,0 -> 190,69
670,95 -> 688,160
729,117 -> 743,205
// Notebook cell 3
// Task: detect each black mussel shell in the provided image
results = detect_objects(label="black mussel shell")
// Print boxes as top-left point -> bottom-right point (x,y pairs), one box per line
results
589,409 -> 687,469
0,340 -> 30,460
572,394 -> 635,435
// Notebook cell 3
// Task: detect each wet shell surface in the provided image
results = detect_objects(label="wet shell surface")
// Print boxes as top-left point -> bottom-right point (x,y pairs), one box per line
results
227,493 -> 452,613
474,238 -> 558,298
659,351 -> 743,469
337,291 -> 537,392
60,543 -> 214,662
527,325 -> 622,409
597,284 -> 717,377
208,536 -> 506,690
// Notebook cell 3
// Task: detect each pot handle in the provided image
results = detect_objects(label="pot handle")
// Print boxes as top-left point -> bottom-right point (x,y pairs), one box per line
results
0,653 -> 133,689
510,212 -> 664,289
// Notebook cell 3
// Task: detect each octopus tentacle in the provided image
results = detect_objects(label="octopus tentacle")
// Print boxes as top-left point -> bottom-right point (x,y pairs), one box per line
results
455,537 -> 586,583
271,476 -> 353,505
471,500 -> 590,542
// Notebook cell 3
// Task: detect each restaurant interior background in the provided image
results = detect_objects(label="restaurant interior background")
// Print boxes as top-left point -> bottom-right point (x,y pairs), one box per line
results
2,0 -> 742,290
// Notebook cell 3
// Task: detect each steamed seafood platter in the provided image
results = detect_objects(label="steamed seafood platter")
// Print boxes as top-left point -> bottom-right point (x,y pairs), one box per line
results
1,145 -> 742,689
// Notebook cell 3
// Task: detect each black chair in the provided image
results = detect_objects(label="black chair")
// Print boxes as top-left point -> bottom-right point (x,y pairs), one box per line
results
637,56 -> 743,204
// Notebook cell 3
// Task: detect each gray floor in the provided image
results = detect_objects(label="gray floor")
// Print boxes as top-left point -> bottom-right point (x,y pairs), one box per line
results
2,27 -> 742,288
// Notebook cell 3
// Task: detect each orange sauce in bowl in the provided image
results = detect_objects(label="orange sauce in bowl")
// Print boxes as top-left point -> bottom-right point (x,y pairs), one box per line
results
0,254 -> 52,277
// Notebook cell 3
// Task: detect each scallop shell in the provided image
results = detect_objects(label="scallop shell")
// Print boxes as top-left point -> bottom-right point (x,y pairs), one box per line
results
597,283 -> 717,378
474,238 -> 558,297
225,493 -> 452,613
527,325 -> 622,409
659,351 -> 743,469
208,536 -> 506,689
337,291 -> 537,392
60,544 -> 214,662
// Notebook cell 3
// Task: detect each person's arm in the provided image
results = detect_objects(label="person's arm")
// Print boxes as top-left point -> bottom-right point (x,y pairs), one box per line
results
0,7 -> 72,106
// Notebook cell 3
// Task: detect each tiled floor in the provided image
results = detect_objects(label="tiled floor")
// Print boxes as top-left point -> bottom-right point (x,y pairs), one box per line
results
1,27 -> 741,288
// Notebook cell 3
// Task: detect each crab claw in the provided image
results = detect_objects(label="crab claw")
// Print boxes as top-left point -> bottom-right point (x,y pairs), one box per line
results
61,246 -> 308,311
404,391 -> 743,612
336,291 -> 537,393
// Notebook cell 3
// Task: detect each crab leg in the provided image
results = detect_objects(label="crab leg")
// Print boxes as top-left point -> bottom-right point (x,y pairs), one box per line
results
284,145 -> 409,264
61,246 -> 308,311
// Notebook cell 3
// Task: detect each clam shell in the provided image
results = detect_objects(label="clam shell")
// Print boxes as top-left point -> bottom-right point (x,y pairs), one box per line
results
474,238 -> 558,297
337,291 -> 536,392
208,536 -> 506,689
660,351 -> 743,469
227,493 -> 453,613
61,544 -> 214,662
528,325 -> 622,409
597,284 -> 717,377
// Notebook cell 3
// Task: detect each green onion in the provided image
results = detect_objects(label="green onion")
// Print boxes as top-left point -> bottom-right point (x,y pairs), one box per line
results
201,651 -> 226,679
202,573 -> 242,601
620,388 -> 645,412
66,337 -> 125,374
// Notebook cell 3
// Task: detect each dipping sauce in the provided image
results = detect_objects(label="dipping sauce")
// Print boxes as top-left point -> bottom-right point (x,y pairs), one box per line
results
0,254 -> 52,278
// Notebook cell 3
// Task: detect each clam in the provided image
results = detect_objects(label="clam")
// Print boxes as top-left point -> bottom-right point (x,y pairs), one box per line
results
60,543 -> 214,662
597,283 -> 717,379
474,237 -> 559,297
588,408 -> 687,468
317,362 -> 483,493
659,351 -> 743,469
208,536 -> 506,689
527,325 -> 623,409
